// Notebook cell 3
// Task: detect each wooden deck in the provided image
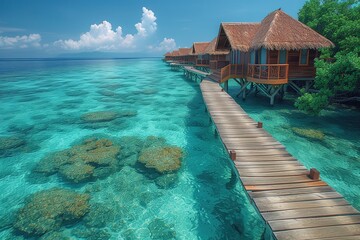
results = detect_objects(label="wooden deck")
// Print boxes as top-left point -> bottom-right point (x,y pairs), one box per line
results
200,78 -> 360,240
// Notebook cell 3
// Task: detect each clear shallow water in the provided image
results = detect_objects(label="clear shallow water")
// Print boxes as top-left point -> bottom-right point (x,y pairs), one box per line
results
227,80 -> 360,210
0,59 -> 264,239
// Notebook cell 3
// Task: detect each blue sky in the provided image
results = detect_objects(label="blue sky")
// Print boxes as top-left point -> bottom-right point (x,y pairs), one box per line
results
0,0 -> 307,58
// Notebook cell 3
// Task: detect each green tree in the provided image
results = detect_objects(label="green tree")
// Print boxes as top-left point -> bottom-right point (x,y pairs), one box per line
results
296,0 -> 360,114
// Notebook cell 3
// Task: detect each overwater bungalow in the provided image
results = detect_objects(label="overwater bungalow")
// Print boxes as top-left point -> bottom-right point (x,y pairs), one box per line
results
214,9 -> 334,104
204,37 -> 230,70
177,47 -> 192,64
190,42 -> 210,67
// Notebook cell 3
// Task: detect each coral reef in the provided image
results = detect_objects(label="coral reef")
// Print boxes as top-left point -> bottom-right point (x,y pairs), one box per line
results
0,136 -> 26,157
148,218 -> 176,240
0,136 -> 25,151
14,188 -> 89,236
84,203 -> 114,228
81,111 -> 118,123
34,137 -> 120,183
292,127 -> 325,140
138,146 -> 182,173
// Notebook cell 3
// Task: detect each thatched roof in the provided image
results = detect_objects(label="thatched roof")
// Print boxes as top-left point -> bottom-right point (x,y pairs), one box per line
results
204,37 -> 230,55
164,52 -> 172,57
251,10 -> 334,50
191,42 -> 209,55
219,23 -> 260,52
171,50 -> 180,56
178,47 -> 192,56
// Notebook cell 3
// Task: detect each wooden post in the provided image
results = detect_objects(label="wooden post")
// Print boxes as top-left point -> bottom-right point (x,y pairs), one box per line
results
309,168 -> 320,180
257,122 -> 263,128
230,150 -> 236,161
224,81 -> 229,92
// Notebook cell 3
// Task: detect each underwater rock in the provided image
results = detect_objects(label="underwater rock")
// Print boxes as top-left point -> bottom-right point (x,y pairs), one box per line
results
292,127 -> 325,140
59,162 -> 95,183
33,150 -> 72,175
99,83 -> 122,90
139,192 -> 163,207
84,203 -> 114,228
140,88 -> 158,95
34,137 -> 120,183
118,136 -> 144,158
81,111 -> 118,123
72,226 -> 110,240
65,90 -> 88,96
7,123 -> 34,134
39,231 -> 70,240
97,89 -> 117,97
14,188 -> 90,236
0,136 -> 25,150
0,136 -> 26,157
148,218 -> 176,240
138,146 -> 182,173
154,173 -> 179,189
118,110 -> 137,118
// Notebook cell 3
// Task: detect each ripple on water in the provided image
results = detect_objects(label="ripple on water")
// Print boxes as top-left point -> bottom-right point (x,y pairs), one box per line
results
0,59 -> 265,239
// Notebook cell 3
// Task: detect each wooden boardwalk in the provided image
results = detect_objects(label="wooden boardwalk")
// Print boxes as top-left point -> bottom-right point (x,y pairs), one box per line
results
200,78 -> 360,240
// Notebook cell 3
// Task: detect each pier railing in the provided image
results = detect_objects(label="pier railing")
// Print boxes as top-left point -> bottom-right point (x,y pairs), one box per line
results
220,64 -> 245,83
247,64 -> 289,84
196,59 -> 209,66
209,60 -> 229,70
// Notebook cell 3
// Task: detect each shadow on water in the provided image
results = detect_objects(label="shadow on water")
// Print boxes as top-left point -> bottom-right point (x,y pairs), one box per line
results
180,74 -> 265,239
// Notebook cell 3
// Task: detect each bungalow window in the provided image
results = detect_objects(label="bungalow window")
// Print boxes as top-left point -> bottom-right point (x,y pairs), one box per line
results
299,49 -> 309,65
279,50 -> 287,64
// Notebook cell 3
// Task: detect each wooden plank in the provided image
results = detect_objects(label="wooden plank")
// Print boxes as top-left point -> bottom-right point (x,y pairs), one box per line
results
269,215 -> 360,231
262,205 -> 359,221
234,156 -> 298,162
313,236 -> 360,240
253,192 -> 343,203
235,161 -> 301,166
245,181 -> 328,191
225,144 -> 286,150
231,149 -> 290,156
274,224 -> 360,240
242,176 -> 315,185
239,170 -> 309,177
249,186 -> 334,198
239,165 -> 307,173
255,198 -> 349,212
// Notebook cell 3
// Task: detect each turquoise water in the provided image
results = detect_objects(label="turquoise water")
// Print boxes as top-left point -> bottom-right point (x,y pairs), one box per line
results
0,59 -> 264,239
227,80 -> 360,210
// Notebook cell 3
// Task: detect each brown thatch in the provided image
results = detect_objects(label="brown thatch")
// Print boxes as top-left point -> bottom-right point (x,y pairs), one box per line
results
204,37 -> 230,55
251,10 -> 334,50
178,47 -> 192,56
164,52 -> 172,57
171,50 -> 180,57
219,23 -> 260,52
191,42 -> 210,55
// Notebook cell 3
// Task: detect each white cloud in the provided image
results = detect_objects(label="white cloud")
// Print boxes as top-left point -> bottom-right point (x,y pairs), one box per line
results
149,38 -> 177,52
135,7 -> 157,37
55,7 -> 158,51
0,34 -> 41,49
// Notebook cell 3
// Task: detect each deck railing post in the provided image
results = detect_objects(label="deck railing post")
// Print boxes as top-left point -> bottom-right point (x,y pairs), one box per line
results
230,150 -> 236,161
309,168 -> 320,180
257,122 -> 263,128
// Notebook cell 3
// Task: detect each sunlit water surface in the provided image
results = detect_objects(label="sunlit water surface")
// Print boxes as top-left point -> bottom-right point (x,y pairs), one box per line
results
0,59 -> 264,240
